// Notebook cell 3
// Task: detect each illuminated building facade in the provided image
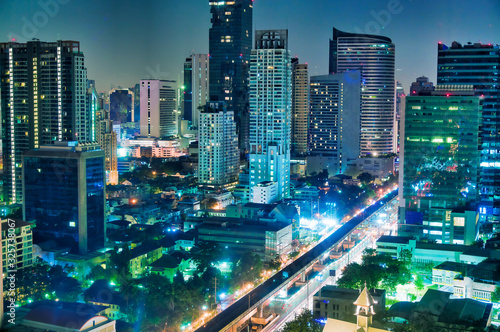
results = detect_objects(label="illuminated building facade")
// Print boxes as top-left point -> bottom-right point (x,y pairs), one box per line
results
183,54 -> 209,127
308,71 -> 361,176
23,142 -> 106,255
198,101 -> 239,189
399,87 -> 481,244
249,30 -> 292,201
209,0 -> 252,151
329,27 -> 395,156
0,40 -> 88,204
96,110 -> 118,185
139,79 -> 177,138
438,42 -> 500,215
291,57 -> 309,155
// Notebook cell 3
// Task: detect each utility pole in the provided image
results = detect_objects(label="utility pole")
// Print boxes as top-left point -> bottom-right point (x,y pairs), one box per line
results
213,277 -> 219,312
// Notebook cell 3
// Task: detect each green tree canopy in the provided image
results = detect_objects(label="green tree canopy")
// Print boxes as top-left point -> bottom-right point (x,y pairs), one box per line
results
280,310 -> 322,332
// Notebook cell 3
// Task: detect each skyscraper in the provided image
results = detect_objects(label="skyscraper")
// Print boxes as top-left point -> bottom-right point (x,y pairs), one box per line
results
399,87 -> 481,244
198,101 -> 239,189
109,88 -> 134,124
183,57 -> 193,123
0,40 -> 89,204
96,109 -> 118,185
183,54 -> 209,128
437,42 -> 500,215
291,57 -> 309,156
139,79 -> 177,138
23,142 -> 106,254
249,30 -> 292,201
329,27 -> 395,156
308,71 -> 361,176
208,0 -> 252,152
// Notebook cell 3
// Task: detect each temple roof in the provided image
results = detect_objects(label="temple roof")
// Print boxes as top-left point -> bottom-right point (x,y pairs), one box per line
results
354,286 -> 377,308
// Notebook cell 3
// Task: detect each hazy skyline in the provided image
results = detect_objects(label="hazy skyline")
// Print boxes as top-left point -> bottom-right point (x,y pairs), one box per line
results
2,0 -> 499,94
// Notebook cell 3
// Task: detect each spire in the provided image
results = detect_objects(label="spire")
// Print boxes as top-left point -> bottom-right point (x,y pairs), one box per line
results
354,284 -> 378,329
354,285 -> 377,311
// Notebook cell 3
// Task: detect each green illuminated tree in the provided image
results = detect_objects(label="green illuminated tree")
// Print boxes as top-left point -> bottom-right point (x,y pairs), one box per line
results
280,310 -> 322,332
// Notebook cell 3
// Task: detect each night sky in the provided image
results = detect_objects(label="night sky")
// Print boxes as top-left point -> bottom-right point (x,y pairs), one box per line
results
2,0 -> 499,94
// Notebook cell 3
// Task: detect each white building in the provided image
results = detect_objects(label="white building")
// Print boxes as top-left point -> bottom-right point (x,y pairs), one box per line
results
249,30 -> 292,201
198,102 -> 239,189
252,181 -> 278,204
140,79 -> 177,138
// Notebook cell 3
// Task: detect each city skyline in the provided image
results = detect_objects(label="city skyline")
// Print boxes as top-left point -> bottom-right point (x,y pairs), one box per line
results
1,0 -> 499,93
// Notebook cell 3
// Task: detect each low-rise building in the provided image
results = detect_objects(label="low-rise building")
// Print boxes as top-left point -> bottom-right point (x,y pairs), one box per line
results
10,300 -> 116,332
252,181 -> 278,204
432,260 -> 500,302
197,219 -> 293,262
313,286 -> 385,323
129,244 -> 162,278
376,235 -> 500,265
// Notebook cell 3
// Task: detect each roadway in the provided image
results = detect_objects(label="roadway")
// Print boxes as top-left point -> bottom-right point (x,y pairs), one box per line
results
195,189 -> 398,332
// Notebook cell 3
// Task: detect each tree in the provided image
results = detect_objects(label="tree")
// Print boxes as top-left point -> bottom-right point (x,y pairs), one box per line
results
280,310 -> 322,332
337,249 -> 411,292
190,241 -> 222,273
491,285 -> 500,303
357,172 -> 375,185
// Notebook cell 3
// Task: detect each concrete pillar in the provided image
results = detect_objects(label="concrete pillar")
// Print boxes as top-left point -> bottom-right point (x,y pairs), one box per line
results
300,271 -> 306,282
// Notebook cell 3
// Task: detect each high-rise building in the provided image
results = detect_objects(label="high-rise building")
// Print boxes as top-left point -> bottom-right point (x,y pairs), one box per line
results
249,30 -> 292,201
183,57 -> 193,123
198,101 -> 239,189
308,71 -> 361,176
209,0 -> 252,152
329,27 -> 395,156
291,57 -> 309,156
183,54 -> 209,128
0,40 -> 89,204
109,88 -> 134,124
399,87 -> 481,245
410,76 -> 435,96
139,79 -> 177,138
132,83 -> 140,123
395,81 -> 405,157
96,110 -> 118,185
23,142 -> 106,254
437,42 -> 500,215
87,81 -> 100,143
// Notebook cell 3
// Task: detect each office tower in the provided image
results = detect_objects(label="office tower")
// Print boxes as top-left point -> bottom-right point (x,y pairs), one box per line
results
23,142 -> 106,254
209,0 -> 252,151
308,71 -> 361,176
183,54 -> 209,127
329,27 -> 395,156
399,87 -> 481,245
438,42 -> 500,215
97,110 -> 118,185
291,57 -> 309,156
198,102 -> 239,189
109,88 -> 134,124
0,40 -> 89,204
410,76 -> 435,96
249,30 -> 292,201
395,81 -> 405,156
132,83 -> 140,123
139,79 -> 177,138
183,57 -> 193,122
87,81 -> 99,142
